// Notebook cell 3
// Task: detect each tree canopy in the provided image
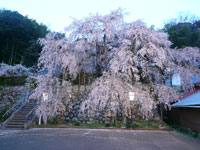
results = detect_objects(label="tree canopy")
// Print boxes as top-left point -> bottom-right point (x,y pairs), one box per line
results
0,9 -> 49,67
30,9 -> 200,123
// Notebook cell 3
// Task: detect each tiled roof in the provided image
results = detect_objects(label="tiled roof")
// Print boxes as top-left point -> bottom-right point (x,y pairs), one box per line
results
172,88 -> 200,107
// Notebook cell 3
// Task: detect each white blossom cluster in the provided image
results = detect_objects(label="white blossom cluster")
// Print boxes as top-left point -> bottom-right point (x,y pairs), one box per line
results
0,63 -> 32,76
81,73 -> 155,119
30,75 -> 73,124
38,33 -> 79,79
171,47 -> 200,91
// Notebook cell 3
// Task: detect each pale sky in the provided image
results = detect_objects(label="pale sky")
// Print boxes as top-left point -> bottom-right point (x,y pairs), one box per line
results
0,0 -> 200,32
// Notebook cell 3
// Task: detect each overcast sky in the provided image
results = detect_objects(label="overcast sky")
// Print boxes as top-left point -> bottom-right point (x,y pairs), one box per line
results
1,0 -> 200,32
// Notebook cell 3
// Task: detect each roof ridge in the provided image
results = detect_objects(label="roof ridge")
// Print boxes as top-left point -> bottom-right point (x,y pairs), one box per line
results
180,88 -> 200,101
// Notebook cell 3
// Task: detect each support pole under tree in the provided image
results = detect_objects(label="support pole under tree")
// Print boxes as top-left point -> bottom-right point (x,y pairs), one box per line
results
160,103 -> 164,127
59,110 -> 65,124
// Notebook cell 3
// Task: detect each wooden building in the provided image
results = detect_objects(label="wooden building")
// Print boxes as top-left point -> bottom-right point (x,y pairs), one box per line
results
167,89 -> 200,132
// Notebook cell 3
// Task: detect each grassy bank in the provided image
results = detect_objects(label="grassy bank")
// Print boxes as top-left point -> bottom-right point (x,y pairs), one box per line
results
32,120 -> 170,130
169,123 -> 200,140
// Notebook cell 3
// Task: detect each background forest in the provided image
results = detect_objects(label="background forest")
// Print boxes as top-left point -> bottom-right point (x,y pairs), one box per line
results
0,9 -> 49,67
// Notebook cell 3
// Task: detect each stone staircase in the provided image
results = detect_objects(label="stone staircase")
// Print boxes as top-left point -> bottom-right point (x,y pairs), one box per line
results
4,100 -> 37,129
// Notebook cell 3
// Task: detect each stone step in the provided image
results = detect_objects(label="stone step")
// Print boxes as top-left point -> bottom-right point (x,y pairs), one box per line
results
7,120 -> 24,123
11,119 -> 26,122
14,117 -> 27,119
21,108 -> 35,110
8,120 -> 25,123
13,115 -> 26,117
7,122 -> 24,125
16,111 -> 31,114
25,103 -> 37,105
24,104 -> 36,106
14,114 -> 27,116
23,105 -> 35,108
17,112 -> 31,114
21,108 -> 34,111
7,120 -> 24,122
17,113 -> 30,115
20,108 -> 33,111
15,114 -> 29,117
13,115 -> 27,117
20,107 -> 34,110
20,108 -> 33,110
20,110 -> 33,112
5,124 -> 24,128
12,117 -> 26,120
21,107 -> 34,109
17,111 -> 30,113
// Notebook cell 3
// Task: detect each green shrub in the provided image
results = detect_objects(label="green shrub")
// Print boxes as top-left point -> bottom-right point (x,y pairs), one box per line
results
48,117 -> 59,125
0,76 -> 27,86
0,85 -> 4,91
126,118 -> 135,128
115,122 -> 122,128
29,83 -> 37,89
74,122 -> 80,126
0,106 -> 10,122
105,123 -> 111,127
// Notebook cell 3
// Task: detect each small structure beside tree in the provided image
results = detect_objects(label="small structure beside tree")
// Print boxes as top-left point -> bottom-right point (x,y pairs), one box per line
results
168,86 -> 200,132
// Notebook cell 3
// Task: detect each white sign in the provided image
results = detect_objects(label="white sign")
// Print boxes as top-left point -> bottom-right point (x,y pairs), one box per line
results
129,92 -> 135,101
43,93 -> 48,101
172,74 -> 181,86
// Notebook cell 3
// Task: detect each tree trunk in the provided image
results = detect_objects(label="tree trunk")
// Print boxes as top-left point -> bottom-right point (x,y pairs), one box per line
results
9,40 -> 15,65
59,110 -> 65,124
20,56 -> 23,65
78,71 -> 81,93
83,61 -> 86,91
96,43 -> 100,76
103,34 -> 107,57
5,40 -> 9,63
92,55 -> 95,79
